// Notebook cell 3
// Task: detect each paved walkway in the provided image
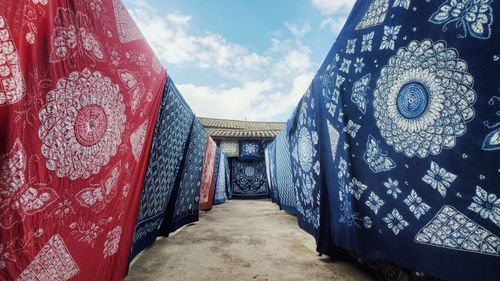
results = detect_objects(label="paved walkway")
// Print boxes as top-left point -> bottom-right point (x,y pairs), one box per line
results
126,200 -> 374,281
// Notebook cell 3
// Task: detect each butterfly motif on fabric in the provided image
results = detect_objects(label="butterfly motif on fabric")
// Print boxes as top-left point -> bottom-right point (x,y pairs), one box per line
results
118,70 -> 145,115
363,135 -> 396,173
351,74 -> 371,114
0,139 -> 58,229
49,7 -> 106,63
482,96 -> 500,151
75,161 -> 122,213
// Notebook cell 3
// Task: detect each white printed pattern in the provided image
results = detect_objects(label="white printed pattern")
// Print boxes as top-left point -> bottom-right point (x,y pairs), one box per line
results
0,16 -> 26,106
16,235 -> 80,281
130,121 -> 148,162
356,0 -> 390,30
415,205 -> 500,256
38,68 -> 126,180
0,140 -> 58,229
113,0 -> 143,43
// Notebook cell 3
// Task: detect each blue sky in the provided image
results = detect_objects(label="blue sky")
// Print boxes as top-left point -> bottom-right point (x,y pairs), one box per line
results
123,0 -> 355,121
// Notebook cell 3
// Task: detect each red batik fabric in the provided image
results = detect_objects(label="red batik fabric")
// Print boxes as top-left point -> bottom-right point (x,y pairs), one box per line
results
199,137 -> 217,211
0,0 -> 165,280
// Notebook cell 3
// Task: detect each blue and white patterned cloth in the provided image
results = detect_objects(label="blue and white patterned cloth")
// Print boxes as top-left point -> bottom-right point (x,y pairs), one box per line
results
165,119 -> 207,233
288,90 -> 329,250
239,140 -> 262,160
231,159 -> 269,199
305,1 -> 499,280
214,150 -> 228,205
129,78 -> 194,261
225,156 -> 232,200
265,142 -> 280,204
274,126 -> 297,215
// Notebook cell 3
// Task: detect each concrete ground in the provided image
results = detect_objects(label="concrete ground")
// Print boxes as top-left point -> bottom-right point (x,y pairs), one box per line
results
126,200 -> 375,281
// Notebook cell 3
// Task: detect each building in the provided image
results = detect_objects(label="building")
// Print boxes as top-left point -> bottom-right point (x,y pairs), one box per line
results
199,117 -> 284,199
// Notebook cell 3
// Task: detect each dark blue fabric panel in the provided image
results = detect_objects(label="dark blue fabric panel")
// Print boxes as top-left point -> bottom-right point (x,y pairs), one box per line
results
266,142 -> 280,204
165,119 -> 207,233
239,140 -> 262,160
275,126 -> 297,215
231,159 -> 269,199
312,1 -> 500,280
214,151 -> 227,205
225,156 -> 232,200
129,77 -> 194,261
288,90 -> 323,238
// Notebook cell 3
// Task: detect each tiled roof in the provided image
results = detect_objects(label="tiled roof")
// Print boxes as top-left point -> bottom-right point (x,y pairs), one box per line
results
198,117 -> 284,140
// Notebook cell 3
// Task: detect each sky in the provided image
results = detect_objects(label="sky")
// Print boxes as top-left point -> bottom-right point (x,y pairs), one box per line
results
123,0 -> 355,121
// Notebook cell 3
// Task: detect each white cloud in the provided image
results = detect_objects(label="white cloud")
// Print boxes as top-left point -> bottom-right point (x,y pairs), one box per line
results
127,1 -> 269,81
311,0 -> 355,15
284,22 -> 311,38
178,72 -> 313,121
124,0 -> 317,121
320,16 -> 349,33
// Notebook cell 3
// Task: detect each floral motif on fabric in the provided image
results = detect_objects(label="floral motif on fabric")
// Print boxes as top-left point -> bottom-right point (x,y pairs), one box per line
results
404,190 -> 431,219
38,68 -> 126,180
103,226 -> 121,257
361,31 -> 375,52
291,93 -> 321,229
0,15 -> 25,106
422,161 -> 457,197
379,25 -> 401,50
373,40 -> 476,158
415,205 -> 500,256
429,0 -> 493,39
356,0 -> 390,30
468,186 -> 500,227
365,192 -> 385,214
232,160 -> 268,197
0,140 -> 58,229
383,208 -> 409,235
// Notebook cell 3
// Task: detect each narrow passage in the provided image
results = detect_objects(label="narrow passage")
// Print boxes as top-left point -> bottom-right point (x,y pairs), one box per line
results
126,200 -> 374,281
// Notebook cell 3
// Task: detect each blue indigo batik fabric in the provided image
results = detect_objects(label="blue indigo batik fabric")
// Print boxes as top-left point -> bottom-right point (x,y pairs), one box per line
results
311,1 -> 500,280
288,89 -> 325,242
274,127 -> 297,215
225,156 -> 232,200
130,78 -> 194,261
164,119 -> 207,233
239,140 -> 261,160
267,142 -> 280,204
214,150 -> 227,205
231,159 -> 268,199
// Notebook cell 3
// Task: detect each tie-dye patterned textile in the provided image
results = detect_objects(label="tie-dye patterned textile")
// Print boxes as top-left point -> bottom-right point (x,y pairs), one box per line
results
239,140 -> 262,160
214,150 -> 228,205
0,1 -> 166,280
129,78 -> 194,261
294,1 -> 499,280
231,159 -> 269,199
225,156 -> 232,200
199,137 -> 217,211
160,119 -> 207,235
274,126 -> 297,215
288,91 -> 331,254
265,142 -> 280,204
